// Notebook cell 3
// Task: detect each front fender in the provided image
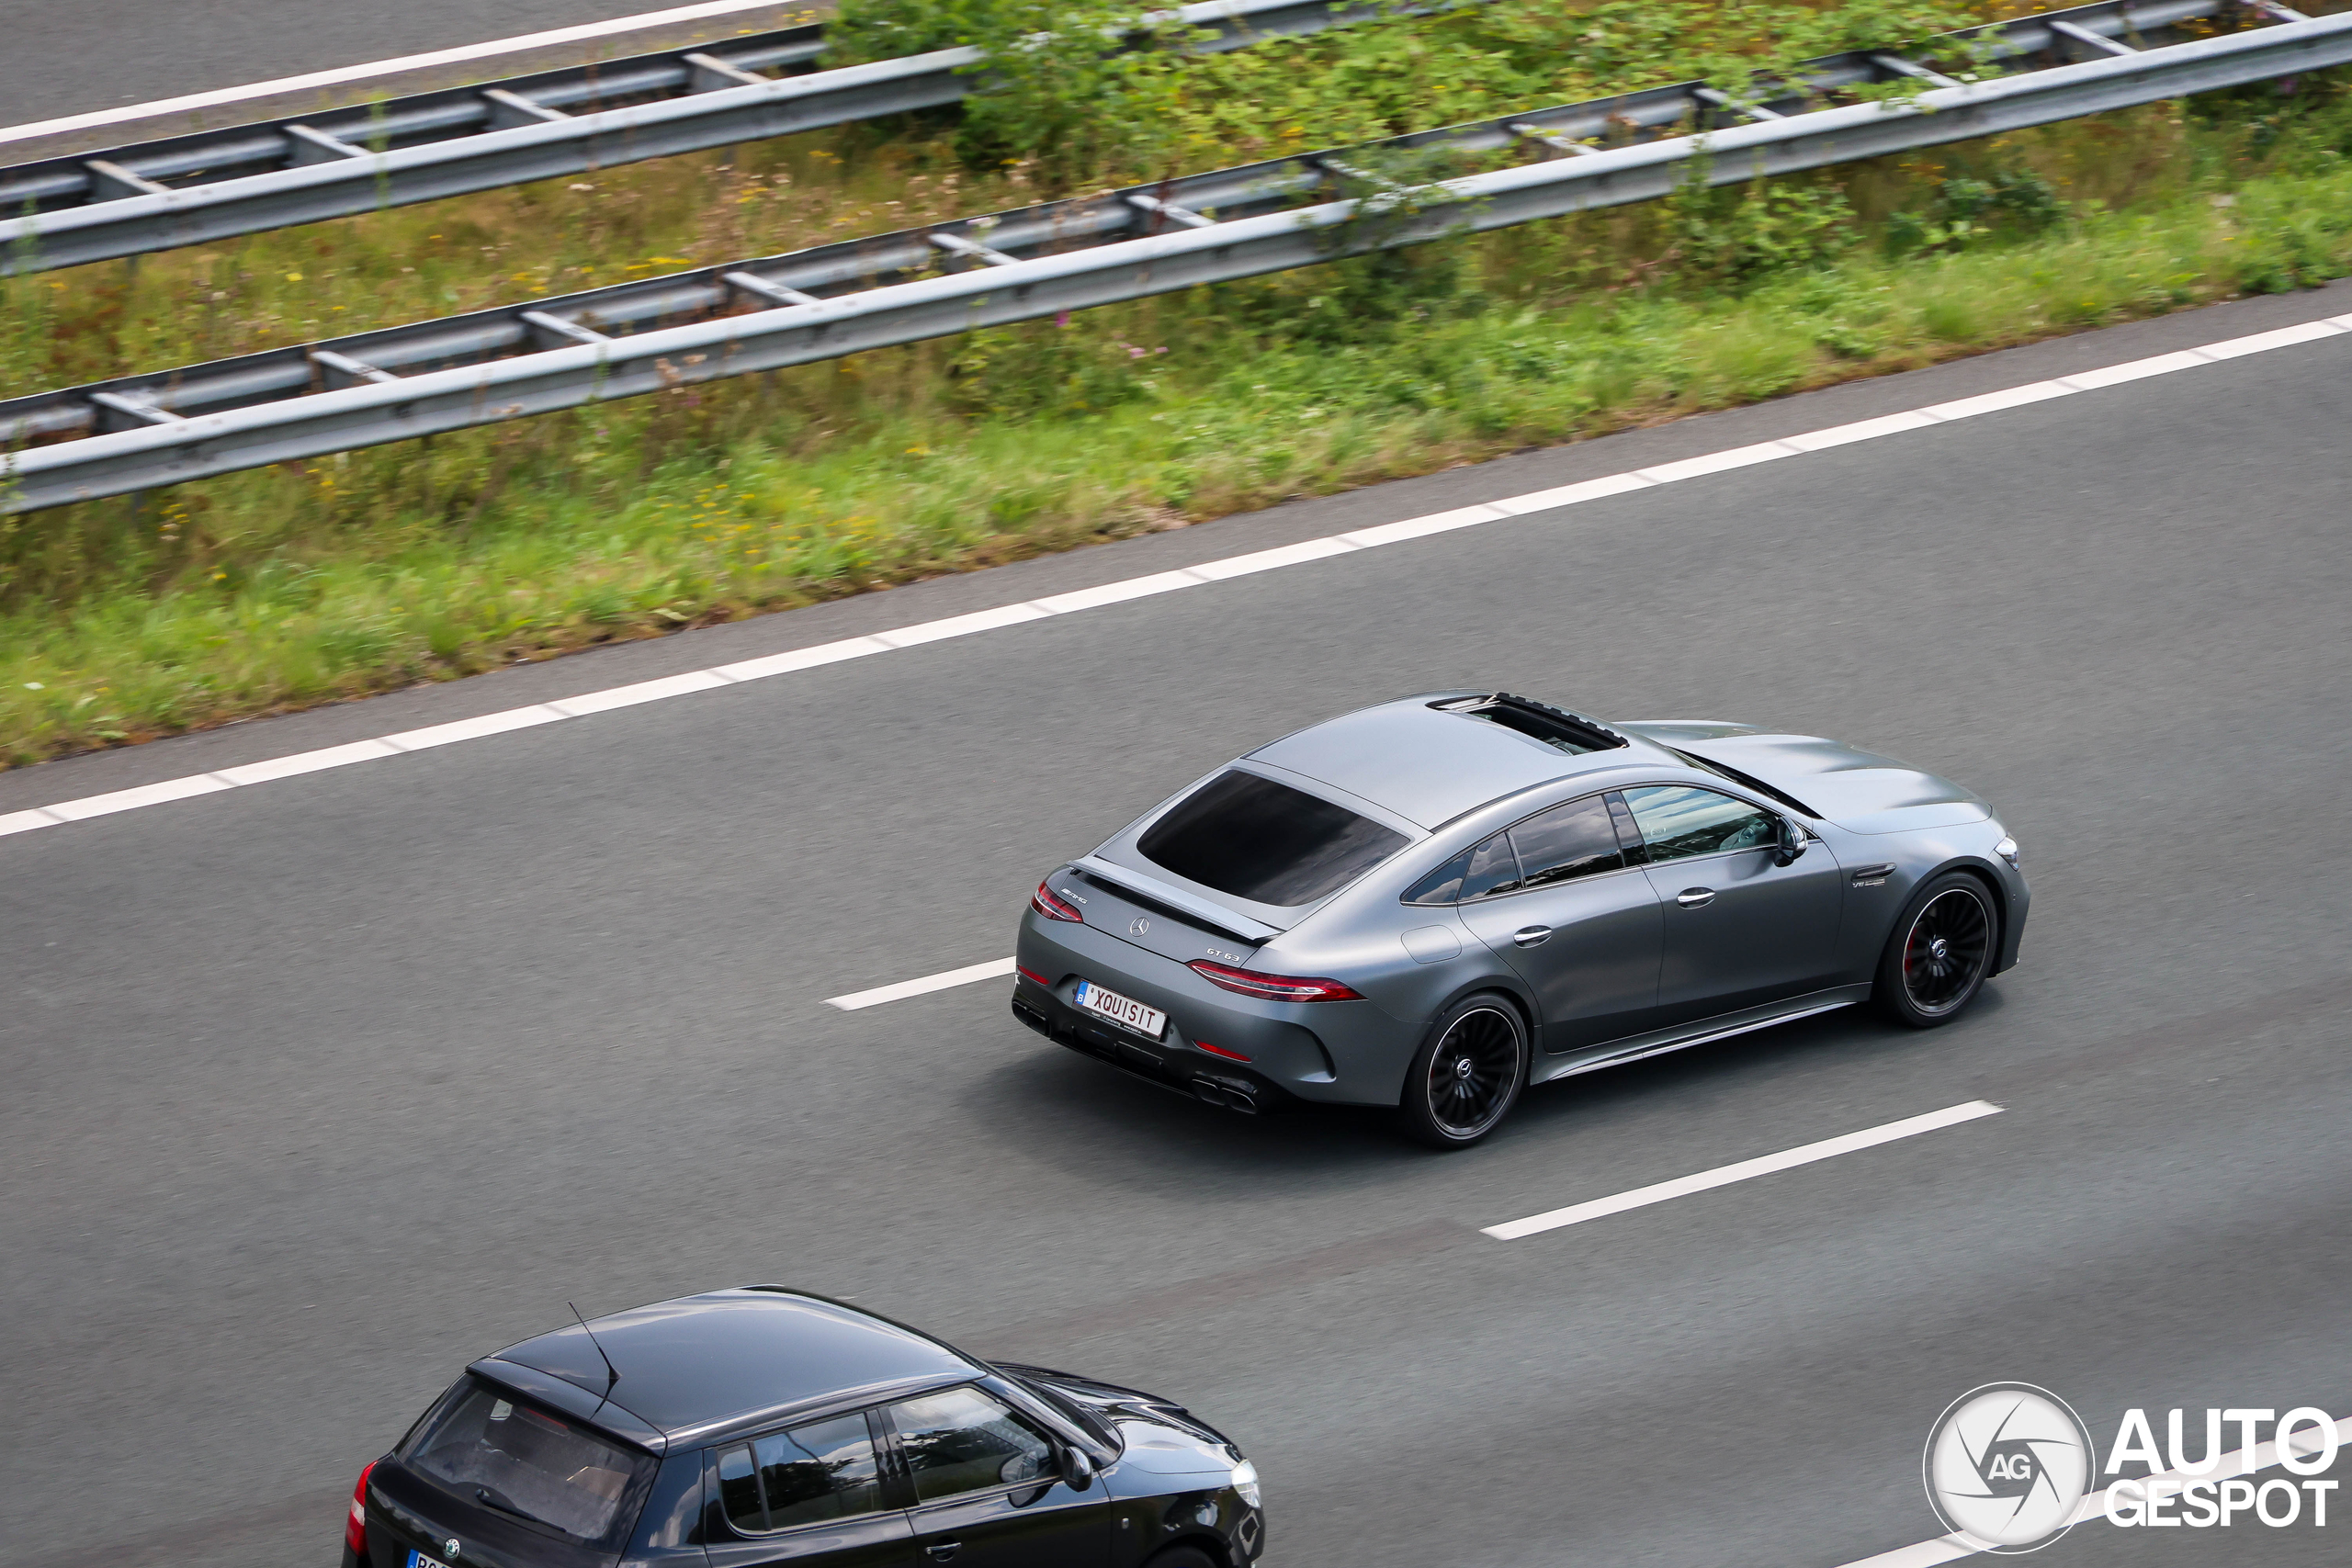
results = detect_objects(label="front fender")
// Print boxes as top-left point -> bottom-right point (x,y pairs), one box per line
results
1814,818 -> 2027,983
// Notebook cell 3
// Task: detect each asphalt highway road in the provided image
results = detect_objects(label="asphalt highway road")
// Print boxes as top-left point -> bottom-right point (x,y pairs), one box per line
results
7,283 -> 2352,1568
0,1 -> 820,147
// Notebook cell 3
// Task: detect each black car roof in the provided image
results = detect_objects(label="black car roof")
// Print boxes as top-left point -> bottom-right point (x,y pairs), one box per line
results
485,1287 -> 980,1441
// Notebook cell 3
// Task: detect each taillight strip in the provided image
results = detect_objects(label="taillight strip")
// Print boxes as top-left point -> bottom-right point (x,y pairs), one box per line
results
1187,959 -> 1362,1002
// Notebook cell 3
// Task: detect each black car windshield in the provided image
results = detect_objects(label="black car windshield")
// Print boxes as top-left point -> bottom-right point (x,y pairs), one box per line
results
401,1379 -> 651,1545
1139,771 -> 1407,907
995,1368 -> 1118,1453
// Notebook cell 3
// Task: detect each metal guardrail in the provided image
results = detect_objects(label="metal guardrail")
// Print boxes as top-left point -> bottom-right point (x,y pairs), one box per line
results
0,0 -> 1431,276
6,1 -> 2346,513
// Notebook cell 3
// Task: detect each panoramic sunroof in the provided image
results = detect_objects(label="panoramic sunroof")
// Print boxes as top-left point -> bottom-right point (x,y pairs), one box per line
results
1430,693 -> 1628,756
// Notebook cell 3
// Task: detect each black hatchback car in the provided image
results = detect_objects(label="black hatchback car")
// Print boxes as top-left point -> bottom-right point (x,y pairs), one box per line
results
343,1288 -> 1262,1568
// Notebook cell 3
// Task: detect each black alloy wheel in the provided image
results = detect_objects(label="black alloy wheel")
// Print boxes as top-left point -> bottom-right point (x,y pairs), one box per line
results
1399,994 -> 1527,1149
1874,873 -> 1996,1028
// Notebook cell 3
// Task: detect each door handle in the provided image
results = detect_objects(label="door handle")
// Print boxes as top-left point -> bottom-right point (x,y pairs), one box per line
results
1676,887 -> 1715,908
924,1543 -> 961,1562
1512,925 -> 1554,947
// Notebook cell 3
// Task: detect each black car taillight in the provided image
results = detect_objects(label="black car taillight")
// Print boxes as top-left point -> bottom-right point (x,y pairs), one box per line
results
1031,879 -> 1082,922
345,1461 -> 376,1558
1187,960 -> 1363,1002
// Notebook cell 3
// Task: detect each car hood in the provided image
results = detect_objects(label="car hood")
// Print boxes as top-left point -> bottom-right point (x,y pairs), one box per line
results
1618,722 -> 1991,836
997,1363 -> 1242,1475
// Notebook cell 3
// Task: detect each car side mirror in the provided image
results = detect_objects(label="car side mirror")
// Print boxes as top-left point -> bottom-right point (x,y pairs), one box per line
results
1774,816 -> 1808,865
1060,1445 -> 1095,1492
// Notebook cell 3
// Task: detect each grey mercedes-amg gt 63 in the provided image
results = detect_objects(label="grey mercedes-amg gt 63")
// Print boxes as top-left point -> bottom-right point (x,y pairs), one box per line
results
1013,693 -> 2028,1148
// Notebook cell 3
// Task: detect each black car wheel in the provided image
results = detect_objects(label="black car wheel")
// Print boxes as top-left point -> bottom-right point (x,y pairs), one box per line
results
1874,872 -> 1996,1028
1398,994 -> 1527,1149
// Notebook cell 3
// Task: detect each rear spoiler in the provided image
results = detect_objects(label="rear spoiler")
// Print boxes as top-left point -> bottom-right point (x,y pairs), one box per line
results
469,1358 -> 667,1455
1071,856 -> 1283,943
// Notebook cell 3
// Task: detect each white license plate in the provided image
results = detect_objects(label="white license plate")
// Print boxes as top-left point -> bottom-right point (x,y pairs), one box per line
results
407,1552 -> 453,1568
1074,980 -> 1166,1040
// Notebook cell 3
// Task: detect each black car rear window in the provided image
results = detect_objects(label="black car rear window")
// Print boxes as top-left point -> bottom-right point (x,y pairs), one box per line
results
1139,771 -> 1407,907
401,1379 -> 652,1546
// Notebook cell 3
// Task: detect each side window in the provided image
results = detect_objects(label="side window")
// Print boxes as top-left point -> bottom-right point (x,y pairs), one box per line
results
883,1387 -> 1057,1504
1403,832 -> 1525,905
1402,845 -> 1474,907
1457,833 -> 1522,901
1623,785 -> 1778,864
1506,795 -> 1624,888
718,1445 -> 763,1532
718,1414 -> 886,1534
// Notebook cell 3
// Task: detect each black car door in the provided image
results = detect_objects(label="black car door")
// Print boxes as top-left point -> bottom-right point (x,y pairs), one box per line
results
880,1386 -> 1112,1568
1623,784 -> 1844,1023
1450,793 -> 1663,1053
702,1412 -> 918,1568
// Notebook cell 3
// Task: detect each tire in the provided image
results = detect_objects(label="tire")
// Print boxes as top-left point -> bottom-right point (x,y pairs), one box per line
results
1396,993 -> 1528,1149
1873,872 -> 1997,1028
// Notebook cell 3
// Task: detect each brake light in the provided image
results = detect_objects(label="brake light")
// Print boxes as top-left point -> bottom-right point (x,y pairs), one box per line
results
1030,880 -> 1082,922
345,1461 -> 376,1557
1187,961 -> 1363,1002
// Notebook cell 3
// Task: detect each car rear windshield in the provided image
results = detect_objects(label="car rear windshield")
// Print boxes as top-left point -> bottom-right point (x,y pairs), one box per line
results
401,1378 -> 653,1547
1138,771 -> 1407,907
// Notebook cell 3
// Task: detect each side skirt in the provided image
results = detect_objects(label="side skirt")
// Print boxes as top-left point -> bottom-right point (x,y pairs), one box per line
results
1532,985 -> 1873,1087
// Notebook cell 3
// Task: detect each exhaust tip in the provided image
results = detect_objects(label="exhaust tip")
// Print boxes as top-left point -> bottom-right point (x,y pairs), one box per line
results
1192,1077 -> 1261,1114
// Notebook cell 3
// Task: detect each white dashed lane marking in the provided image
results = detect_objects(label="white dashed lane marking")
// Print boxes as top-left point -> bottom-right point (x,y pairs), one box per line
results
6,315 -> 2348,843
825,957 -> 1015,1011
1481,1100 -> 2004,1240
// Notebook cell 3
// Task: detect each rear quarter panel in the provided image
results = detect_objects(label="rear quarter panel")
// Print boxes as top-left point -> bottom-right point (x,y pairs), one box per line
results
1254,903 -> 1536,1106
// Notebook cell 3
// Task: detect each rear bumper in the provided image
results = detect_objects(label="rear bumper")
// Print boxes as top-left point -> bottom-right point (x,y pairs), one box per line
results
1012,983 -> 1296,1114
1015,911 -> 1395,1107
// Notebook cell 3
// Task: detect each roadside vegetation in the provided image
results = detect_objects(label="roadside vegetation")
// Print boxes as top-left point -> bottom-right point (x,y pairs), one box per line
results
4,0 -> 2350,765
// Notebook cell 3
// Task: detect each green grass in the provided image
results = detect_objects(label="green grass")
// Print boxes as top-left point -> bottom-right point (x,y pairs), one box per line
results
6,0 -> 2000,397
2,4 -> 2348,766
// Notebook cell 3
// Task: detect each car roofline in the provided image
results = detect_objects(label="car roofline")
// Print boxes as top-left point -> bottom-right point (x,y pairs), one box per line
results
1247,694 -> 1678,830
660,1368 -> 978,1448
1235,690 -> 1484,765
652,1283 -> 993,1442
477,1285 -> 993,1449
1422,760 -> 1825,845
1420,759 -> 1666,836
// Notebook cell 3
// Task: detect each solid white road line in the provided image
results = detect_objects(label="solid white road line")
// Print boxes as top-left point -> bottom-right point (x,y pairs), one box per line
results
7,312 -> 2350,844
1481,1100 -> 2004,1240
1830,1415 -> 2352,1566
0,0 -> 803,150
825,956 -> 1014,1011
